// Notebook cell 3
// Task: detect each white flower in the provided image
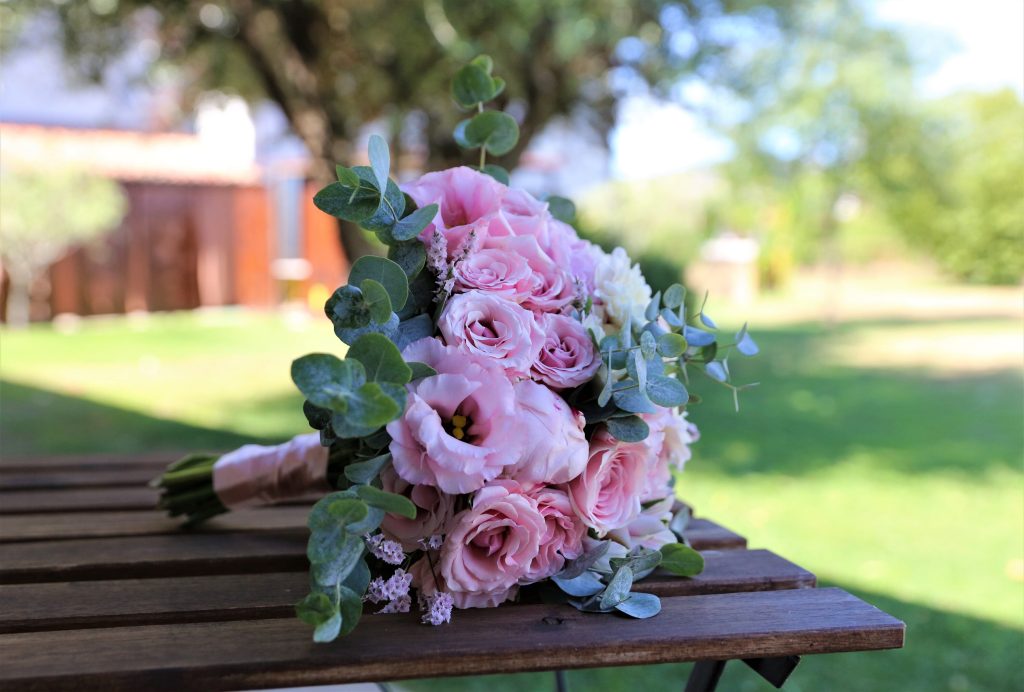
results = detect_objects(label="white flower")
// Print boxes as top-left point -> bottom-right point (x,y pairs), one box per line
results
592,247 -> 652,328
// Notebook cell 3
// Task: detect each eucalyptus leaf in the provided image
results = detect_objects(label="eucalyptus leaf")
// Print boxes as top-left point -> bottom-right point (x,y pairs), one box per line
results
552,570 -> 605,597
640,330 -> 657,360
657,332 -> 687,358
659,307 -> 683,328
557,540 -> 611,580
614,592 -> 662,619
367,135 -> 390,199
348,256 -> 409,311
356,485 -> 417,519
291,354 -> 365,411
335,312 -> 400,347
453,118 -> 473,148
313,181 -> 379,223
470,54 -> 494,74
547,196 -> 577,224
388,241 -> 427,278
392,203 -> 438,242
407,361 -> 438,380
452,63 -> 497,107
395,313 -> 435,350
295,592 -> 334,627
600,565 -> 634,609
352,167 -> 405,232
345,382 -> 403,427
609,547 -> 663,581
663,284 -> 686,309
612,385 -> 658,415
645,291 -> 661,321
343,453 -> 392,485
705,361 -> 728,382
480,164 -> 510,184
336,584 -> 364,637
660,543 -> 705,577
325,285 -> 371,329
700,312 -> 718,329
310,532 -> 364,586
607,414 -> 649,443
464,111 -> 519,156
684,326 -> 716,347
646,374 -> 689,407
736,329 -> 760,356
346,333 -> 412,384
313,613 -> 342,643
359,279 -> 392,325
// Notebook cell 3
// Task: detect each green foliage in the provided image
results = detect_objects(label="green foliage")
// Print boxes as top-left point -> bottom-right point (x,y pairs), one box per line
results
0,167 -> 126,325
451,56 -> 520,170
553,543 -> 677,619
659,543 -> 705,577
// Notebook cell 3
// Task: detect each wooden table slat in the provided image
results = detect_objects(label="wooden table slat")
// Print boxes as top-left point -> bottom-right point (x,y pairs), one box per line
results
0,588 -> 904,692
0,517 -> 747,584
0,549 -> 813,633
0,452 -> 181,472
0,468 -> 162,491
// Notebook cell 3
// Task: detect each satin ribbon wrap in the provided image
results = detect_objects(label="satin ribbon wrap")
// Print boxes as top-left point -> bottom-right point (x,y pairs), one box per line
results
212,433 -> 331,509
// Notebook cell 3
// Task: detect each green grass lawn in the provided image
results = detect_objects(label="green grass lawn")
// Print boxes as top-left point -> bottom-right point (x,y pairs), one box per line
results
1,307 -> 1021,691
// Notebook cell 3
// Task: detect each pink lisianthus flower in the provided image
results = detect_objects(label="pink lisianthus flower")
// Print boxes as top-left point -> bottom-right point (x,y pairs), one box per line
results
568,428 -> 649,534
520,484 -> 587,583
439,480 -> 546,605
452,247 -> 534,301
608,495 -> 677,551
438,292 -> 544,378
379,464 -> 456,551
386,338 -> 522,494
504,380 -> 588,484
531,313 -> 600,389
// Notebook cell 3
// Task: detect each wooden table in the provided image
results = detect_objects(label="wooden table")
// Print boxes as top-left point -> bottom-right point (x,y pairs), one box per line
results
0,453 -> 904,691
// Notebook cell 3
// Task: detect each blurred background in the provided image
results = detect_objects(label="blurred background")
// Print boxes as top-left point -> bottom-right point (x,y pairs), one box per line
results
0,0 -> 1021,690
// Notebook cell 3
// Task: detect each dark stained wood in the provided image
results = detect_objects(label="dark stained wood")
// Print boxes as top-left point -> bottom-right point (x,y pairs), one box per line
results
0,468 -> 160,490
0,452 -> 181,472
0,550 -> 813,633
0,487 -> 161,513
0,588 -> 905,692
0,520 -> 747,583
0,507 -> 313,542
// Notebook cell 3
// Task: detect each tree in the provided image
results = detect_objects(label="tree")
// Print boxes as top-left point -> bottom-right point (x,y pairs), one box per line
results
19,0 -> 806,259
0,169 -> 126,326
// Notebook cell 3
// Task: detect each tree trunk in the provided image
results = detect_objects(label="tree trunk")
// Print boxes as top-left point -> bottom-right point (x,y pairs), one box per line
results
5,272 -> 33,328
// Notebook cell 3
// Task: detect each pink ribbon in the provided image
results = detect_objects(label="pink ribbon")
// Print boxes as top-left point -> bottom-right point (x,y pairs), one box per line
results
212,433 -> 330,509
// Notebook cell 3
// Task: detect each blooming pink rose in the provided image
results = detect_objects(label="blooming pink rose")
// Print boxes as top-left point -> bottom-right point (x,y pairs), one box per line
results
439,292 -> 544,378
379,464 -> 456,551
409,555 -> 517,609
521,484 -> 587,583
531,313 -> 600,389
453,247 -> 533,301
608,495 -> 677,551
387,338 -> 521,493
547,219 -> 599,293
505,380 -> 588,484
485,235 -> 576,314
440,480 -> 545,604
568,428 -> 649,533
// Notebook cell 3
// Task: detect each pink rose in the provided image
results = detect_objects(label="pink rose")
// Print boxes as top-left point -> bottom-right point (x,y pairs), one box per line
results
608,495 -> 677,551
531,313 -> 600,389
505,380 -> 588,484
439,292 -> 543,378
379,464 -> 455,551
521,485 -> 587,583
453,247 -> 533,301
486,235 -> 576,314
409,554 -> 517,609
440,480 -> 546,604
387,338 -> 521,493
568,428 -> 649,533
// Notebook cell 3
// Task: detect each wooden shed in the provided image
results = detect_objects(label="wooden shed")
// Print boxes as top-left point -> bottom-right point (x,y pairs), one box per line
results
0,124 -> 347,321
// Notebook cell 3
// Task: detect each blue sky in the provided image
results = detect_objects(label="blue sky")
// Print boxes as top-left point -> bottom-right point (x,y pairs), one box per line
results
611,0 -> 1024,180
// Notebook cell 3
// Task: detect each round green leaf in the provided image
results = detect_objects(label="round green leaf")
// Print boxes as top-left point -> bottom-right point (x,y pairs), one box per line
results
452,64 -> 497,107
663,284 -> 686,309
346,333 -> 412,384
348,256 -> 409,311
600,565 -> 634,609
359,279 -> 392,325
291,354 -> 365,410
660,543 -> 705,577
614,592 -> 662,619
480,164 -> 510,184
392,203 -> 438,242
607,415 -> 650,442
325,285 -> 370,329
464,111 -> 520,156
470,54 -> 494,74
547,196 -> 577,224
387,241 -> 427,278
313,181 -> 379,223
646,374 -> 689,407
657,332 -> 687,358
356,485 -> 417,519
343,453 -> 392,485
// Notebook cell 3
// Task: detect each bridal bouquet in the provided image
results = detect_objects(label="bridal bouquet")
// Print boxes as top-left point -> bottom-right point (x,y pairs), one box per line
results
154,57 -> 758,643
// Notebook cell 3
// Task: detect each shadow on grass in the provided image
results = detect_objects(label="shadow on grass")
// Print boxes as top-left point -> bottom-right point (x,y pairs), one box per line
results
401,582 -> 1023,692
683,321 -> 1022,481
0,379 -> 278,456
